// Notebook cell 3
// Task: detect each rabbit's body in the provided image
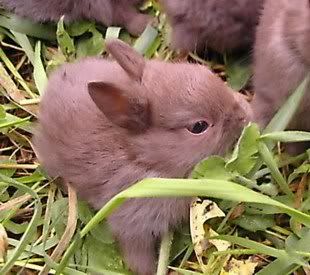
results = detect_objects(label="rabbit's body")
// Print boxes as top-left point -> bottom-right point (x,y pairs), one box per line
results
34,39 -> 252,275
0,0 -> 149,35
251,0 -> 310,149
161,0 -> 264,53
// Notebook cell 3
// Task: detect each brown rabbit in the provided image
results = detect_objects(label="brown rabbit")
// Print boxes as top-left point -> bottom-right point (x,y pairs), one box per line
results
0,0 -> 150,36
251,0 -> 310,152
33,39 -> 252,275
160,0 -> 264,53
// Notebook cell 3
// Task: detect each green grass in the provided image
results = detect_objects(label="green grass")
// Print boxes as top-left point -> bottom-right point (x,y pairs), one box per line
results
0,1 -> 310,274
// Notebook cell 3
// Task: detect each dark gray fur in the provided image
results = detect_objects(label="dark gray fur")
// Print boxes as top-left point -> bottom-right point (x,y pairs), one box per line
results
251,0 -> 310,153
161,0 -> 264,53
0,0 -> 150,36
33,39 -> 252,275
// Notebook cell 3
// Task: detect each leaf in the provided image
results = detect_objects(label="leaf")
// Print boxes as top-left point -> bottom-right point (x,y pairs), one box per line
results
232,214 -> 275,232
0,224 -> 8,262
105,27 -> 122,39
66,21 -> 93,37
78,202 -> 114,244
59,176 -> 310,274
50,198 -> 69,238
0,11 -> 56,40
258,142 -> 293,197
0,113 -> 31,130
0,105 -> 6,119
220,258 -> 257,275
190,198 -> 227,270
0,174 -> 42,274
264,75 -> 309,134
258,228 -> 310,275
56,16 -> 75,60
226,123 -> 260,175
288,163 -> 310,184
0,156 -> 16,178
83,234 -> 128,274
224,53 -> 252,90
133,24 -> 158,55
76,26 -> 104,58
212,235 -> 287,259
191,156 -> 234,180
169,267 -> 203,275
11,31 -> 35,64
34,40 -> 48,95
169,225 -> 191,262
261,131 -> 310,143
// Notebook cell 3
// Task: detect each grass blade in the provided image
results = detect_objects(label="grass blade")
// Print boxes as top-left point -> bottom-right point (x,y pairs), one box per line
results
264,75 -> 309,134
57,178 -> 310,274
133,24 -> 158,55
261,131 -> 310,143
0,12 -> 56,40
258,142 -> 293,197
33,41 -> 48,95
0,174 -> 42,274
11,31 -> 35,64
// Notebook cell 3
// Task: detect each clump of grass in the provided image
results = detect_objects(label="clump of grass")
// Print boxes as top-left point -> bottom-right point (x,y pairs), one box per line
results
0,1 -> 310,275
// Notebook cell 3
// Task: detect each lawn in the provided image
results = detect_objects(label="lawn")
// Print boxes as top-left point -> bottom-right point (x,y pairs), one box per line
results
0,1 -> 310,275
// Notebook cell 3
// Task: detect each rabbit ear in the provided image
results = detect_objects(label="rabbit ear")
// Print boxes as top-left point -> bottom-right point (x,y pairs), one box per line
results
88,81 -> 151,132
105,39 -> 145,82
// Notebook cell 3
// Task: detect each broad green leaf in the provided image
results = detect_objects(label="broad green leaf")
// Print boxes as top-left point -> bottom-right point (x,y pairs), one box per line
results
191,156 -> 234,180
76,26 -> 104,58
0,157 -> 16,177
4,220 -> 29,235
226,123 -> 260,175
78,202 -> 114,244
56,17 -> 75,60
232,214 -> 275,232
66,21 -> 93,37
224,53 -> 252,90
50,198 -> 69,238
83,234 -> 127,274
0,113 -> 30,130
169,225 -> 191,262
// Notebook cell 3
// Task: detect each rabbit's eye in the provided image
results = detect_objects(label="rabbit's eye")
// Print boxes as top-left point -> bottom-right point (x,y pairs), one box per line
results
187,121 -> 209,134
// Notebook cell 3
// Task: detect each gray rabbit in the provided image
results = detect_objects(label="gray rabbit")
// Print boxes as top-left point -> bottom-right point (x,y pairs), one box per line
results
33,39 -> 252,275
251,0 -> 310,152
160,0 -> 264,53
0,0 -> 150,36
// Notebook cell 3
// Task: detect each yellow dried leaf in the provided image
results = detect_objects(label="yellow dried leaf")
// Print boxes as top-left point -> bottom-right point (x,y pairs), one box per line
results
208,228 -> 231,252
190,198 -> 228,271
220,258 -> 258,275
0,224 -> 8,261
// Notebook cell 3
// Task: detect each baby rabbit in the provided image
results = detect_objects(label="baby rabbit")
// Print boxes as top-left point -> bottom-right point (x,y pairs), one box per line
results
33,39 -> 252,275
160,0 -> 264,53
251,0 -> 310,151
0,0 -> 150,36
